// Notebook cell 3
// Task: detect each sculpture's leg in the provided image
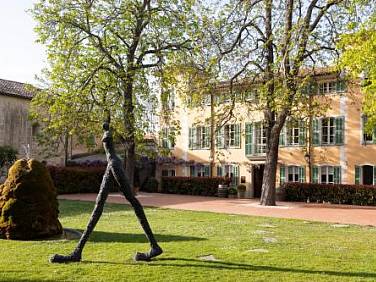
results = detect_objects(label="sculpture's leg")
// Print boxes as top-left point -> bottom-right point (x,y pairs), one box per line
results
50,165 -> 112,263
111,162 -> 163,261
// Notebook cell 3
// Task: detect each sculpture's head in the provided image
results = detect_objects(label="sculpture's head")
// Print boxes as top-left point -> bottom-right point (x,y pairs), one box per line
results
102,122 -> 111,143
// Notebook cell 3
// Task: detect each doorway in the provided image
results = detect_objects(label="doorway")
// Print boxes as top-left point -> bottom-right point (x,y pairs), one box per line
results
363,165 -> 374,185
253,164 -> 265,198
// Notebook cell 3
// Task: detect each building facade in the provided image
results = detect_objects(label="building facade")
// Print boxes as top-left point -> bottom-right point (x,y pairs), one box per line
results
157,72 -> 376,197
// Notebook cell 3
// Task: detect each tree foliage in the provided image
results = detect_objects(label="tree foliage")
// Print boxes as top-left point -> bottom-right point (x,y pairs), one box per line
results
339,7 -> 376,131
31,0 -> 197,182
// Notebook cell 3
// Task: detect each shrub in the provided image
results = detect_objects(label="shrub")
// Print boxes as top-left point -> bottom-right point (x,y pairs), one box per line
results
161,177 -> 225,196
48,165 -> 116,194
283,182 -> 376,206
141,177 -> 159,193
0,146 -> 17,167
228,187 -> 237,195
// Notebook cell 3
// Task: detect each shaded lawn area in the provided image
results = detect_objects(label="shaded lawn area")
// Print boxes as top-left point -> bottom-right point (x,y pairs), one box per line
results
1,200 -> 376,281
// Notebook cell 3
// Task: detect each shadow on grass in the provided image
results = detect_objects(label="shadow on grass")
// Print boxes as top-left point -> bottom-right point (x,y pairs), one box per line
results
153,257 -> 376,279
83,230 -> 206,243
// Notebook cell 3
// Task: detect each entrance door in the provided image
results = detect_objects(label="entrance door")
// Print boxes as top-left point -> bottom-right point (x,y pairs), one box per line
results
363,165 -> 374,185
253,164 -> 264,198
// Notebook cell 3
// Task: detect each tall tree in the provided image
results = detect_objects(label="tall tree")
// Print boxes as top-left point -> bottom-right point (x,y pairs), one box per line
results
211,0 -> 355,205
31,0 -> 196,186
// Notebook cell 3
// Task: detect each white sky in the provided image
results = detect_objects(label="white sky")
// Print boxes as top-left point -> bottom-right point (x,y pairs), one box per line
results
0,1 -> 45,84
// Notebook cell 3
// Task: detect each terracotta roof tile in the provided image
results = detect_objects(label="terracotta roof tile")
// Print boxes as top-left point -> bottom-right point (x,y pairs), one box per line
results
0,78 -> 34,99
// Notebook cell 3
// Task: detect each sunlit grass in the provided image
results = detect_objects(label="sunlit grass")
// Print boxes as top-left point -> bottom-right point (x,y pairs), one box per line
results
1,200 -> 376,281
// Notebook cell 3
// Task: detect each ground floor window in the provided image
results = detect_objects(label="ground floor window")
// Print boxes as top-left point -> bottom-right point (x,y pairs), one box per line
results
312,166 -> 341,184
217,164 -> 239,187
355,165 -> 376,185
162,169 -> 176,177
190,165 -> 210,177
280,165 -> 305,184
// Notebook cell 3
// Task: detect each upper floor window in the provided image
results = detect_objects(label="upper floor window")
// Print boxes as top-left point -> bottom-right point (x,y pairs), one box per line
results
312,166 -> 341,184
318,80 -> 346,95
313,117 -> 344,146
161,128 -> 175,149
245,122 -> 266,155
362,115 -> 376,144
280,165 -> 305,184
279,119 -> 306,146
189,126 -> 210,150
216,124 -> 241,149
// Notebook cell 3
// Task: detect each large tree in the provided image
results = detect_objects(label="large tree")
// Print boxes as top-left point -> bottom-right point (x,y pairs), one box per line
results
209,0 -> 359,205
31,0 -> 196,186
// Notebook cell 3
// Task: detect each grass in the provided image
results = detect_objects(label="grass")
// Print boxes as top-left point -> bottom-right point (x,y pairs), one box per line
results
1,200 -> 376,282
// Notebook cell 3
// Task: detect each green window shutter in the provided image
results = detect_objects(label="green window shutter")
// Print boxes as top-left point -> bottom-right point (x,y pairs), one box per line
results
355,166 -> 360,184
334,166 -> 341,184
217,166 -> 223,177
312,166 -> 319,183
335,117 -> 345,145
280,166 -> 286,185
299,166 -> 306,183
189,128 -> 193,149
245,123 -> 254,155
235,124 -> 241,147
373,128 -> 376,144
204,165 -> 210,176
313,119 -> 320,145
190,166 -> 196,177
299,120 -> 306,146
374,166 -> 376,185
233,165 -> 239,186
279,126 -> 286,146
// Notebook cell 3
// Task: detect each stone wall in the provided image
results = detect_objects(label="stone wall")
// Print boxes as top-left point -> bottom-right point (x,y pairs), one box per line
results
0,95 -> 36,155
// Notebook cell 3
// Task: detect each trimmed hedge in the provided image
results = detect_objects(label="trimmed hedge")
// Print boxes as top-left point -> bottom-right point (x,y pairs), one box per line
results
161,177 -> 225,196
283,182 -> 376,206
48,165 -> 116,194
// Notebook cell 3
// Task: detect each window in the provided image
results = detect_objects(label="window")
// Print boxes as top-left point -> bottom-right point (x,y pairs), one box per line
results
161,128 -> 175,149
162,169 -> 175,177
312,166 -> 341,184
321,117 -> 335,145
280,119 -> 306,146
189,126 -> 210,150
280,165 -> 305,184
245,122 -> 266,155
355,165 -> 376,185
313,117 -> 344,146
318,80 -> 346,95
362,115 -> 376,144
217,164 -> 239,186
255,122 -> 266,154
190,165 -> 210,177
243,89 -> 259,103
216,124 -> 241,149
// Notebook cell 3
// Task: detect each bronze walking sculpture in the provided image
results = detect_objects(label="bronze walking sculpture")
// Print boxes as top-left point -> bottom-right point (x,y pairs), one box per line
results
50,122 -> 163,263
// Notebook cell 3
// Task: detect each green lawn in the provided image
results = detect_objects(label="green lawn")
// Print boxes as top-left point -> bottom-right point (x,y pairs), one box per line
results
1,200 -> 376,282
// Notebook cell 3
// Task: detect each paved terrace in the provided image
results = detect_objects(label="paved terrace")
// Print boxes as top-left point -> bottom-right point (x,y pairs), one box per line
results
59,192 -> 376,227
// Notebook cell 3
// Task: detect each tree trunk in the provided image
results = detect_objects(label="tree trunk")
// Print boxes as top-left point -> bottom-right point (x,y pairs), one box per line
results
121,76 -> 136,194
260,127 -> 280,206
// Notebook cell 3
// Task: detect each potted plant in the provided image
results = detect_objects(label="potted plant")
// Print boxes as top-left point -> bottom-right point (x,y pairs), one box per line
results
237,184 -> 246,199
228,187 -> 238,199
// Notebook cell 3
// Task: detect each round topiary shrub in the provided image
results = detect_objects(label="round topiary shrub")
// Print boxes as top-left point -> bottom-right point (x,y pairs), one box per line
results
0,159 -> 63,240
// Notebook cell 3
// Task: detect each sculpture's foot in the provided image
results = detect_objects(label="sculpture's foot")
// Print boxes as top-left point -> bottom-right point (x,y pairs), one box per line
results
134,246 -> 163,262
49,252 -> 81,263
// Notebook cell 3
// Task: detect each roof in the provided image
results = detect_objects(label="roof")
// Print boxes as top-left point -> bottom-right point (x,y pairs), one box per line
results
0,78 -> 34,100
